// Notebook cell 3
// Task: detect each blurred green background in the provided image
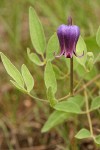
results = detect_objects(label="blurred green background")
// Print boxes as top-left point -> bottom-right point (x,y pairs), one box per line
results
0,0 -> 100,149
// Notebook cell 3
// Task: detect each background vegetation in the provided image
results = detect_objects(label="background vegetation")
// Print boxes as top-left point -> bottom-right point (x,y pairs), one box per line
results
0,0 -> 100,149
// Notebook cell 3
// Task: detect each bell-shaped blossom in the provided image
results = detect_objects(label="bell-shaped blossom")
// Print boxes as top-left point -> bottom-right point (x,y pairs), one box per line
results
56,17 -> 83,58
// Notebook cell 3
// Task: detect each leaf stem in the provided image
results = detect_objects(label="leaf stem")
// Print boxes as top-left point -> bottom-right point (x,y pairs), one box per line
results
76,73 -> 100,94
58,73 -> 100,101
41,54 -> 45,61
27,74 -> 100,103
84,89 -> 94,137
28,93 -> 49,103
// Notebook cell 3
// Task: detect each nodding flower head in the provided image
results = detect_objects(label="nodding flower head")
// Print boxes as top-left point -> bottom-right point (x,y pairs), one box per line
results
56,17 -> 84,58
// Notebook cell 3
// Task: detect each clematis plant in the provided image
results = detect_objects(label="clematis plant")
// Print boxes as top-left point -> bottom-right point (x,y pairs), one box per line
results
56,17 -> 84,96
1,7 -> 100,149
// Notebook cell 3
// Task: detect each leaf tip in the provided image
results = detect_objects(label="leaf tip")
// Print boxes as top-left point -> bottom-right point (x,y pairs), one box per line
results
29,6 -> 33,11
41,128 -> 46,133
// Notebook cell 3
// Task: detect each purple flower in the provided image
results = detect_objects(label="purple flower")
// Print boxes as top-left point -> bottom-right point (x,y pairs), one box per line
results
56,17 -> 83,58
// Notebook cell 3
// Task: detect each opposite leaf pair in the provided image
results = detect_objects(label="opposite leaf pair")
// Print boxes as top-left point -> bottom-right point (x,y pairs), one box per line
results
1,53 -> 34,94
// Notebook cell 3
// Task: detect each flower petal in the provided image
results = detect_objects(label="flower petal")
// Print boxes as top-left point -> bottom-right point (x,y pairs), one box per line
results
64,25 -> 80,58
74,51 -> 84,58
74,26 -> 80,44
55,51 -> 64,58
57,25 -> 66,55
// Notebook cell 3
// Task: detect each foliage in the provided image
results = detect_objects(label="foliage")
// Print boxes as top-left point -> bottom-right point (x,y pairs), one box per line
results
0,2 -> 100,149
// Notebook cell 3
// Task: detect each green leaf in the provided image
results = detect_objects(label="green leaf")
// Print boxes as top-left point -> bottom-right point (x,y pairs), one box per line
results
75,36 -> 87,67
95,135 -> 100,145
53,65 -> 65,80
85,36 -> 100,57
1,53 -> 24,87
41,110 -> 70,132
90,96 -> 100,111
86,58 -> 94,72
54,100 -> 82,114
68,95 -> 84,108
29,7 -> 46,55
96,26 -> 100,47
75,128 -> 91,139
47,87 -> 57,107
86,52 -> 94,72
27,48 -> 44,66
44,61 -> 57,94
87,52 -> 94,59
46,33 -> 59,61
10,80 -> 26,92
21,64 -> 34,93
75,63 -> 97,81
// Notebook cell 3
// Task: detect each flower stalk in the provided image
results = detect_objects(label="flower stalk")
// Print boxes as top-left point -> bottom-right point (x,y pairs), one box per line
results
56,16 -> 84,97
70,57 -> 74,96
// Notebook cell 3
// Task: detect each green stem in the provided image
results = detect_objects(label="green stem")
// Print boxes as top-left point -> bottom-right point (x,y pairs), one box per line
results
70,57 -> 73,96
58,74 -> 100,101
28,93 -> 48,103
84,90 -> 94,137
94,53 -> 100,64
74,72 -> 87,92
